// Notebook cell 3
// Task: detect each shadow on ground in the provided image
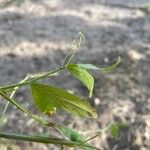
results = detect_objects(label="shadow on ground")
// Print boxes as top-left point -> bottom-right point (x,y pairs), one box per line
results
0,0 -> 150,149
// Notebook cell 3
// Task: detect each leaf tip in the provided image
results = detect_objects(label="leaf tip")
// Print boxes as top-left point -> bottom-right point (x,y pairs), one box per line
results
88,110 -> 98,119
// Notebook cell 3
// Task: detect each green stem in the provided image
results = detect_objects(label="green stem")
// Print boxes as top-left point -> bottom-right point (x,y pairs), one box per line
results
0,132 -> 74,146
84,122 -> 114,143
0,92 -> 100,149
0,77 -> 28,124
0,132 -> 100,149
0,91 -> 56,128
0,66 -> 65,91
0,78 -> 28,130
65,52 -> 76,65
62,51 -> 74,66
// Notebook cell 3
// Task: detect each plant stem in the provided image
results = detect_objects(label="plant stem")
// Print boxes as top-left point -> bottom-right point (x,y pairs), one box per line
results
65,52 -> 76,65
0,77 -> 28,127
0,66 -> 65,91
84,122 -> 114,143
0,132 -> 75,146
0,132 -> 100,149
62,51 -> 74,66
0,82 -> 24,130
0,91 -> 56,128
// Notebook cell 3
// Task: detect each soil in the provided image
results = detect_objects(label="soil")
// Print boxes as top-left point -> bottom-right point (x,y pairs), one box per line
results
0,0 -> 150,150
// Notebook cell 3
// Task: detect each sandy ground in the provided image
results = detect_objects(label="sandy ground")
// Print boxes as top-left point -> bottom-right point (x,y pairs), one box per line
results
0,0 -> 150,150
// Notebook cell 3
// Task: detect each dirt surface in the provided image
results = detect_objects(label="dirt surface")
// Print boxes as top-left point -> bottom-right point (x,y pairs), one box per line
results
0,0 -> 150,150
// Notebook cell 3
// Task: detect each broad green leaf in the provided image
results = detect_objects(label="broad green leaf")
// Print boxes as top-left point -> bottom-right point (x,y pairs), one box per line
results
30,83 -> 97,118
58,126 -> 95,150
77,57 -> 121,72
67,64 -> 94,97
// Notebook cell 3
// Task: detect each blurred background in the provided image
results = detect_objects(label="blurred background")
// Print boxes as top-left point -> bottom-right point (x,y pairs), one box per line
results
0,0 -> 150,149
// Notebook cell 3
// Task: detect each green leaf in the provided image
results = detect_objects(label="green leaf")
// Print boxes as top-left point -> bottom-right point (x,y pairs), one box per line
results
30,83 -> 97,118
67,64 -> 94,97
58,126 -> 84,142
110,124 -> 119,139
77,64 -> 100,70
77,57 -> 121,72
100,57 -> 121,72
58,126 -> 95,150
109,123 -> 127,139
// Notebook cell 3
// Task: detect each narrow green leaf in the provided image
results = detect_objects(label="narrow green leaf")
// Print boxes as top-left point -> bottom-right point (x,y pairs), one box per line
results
67,64 -> 94,97
100,57 -> 121,72
30,83 -> 97,118
77,64 -> 100,70
77,57 -> 121,72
